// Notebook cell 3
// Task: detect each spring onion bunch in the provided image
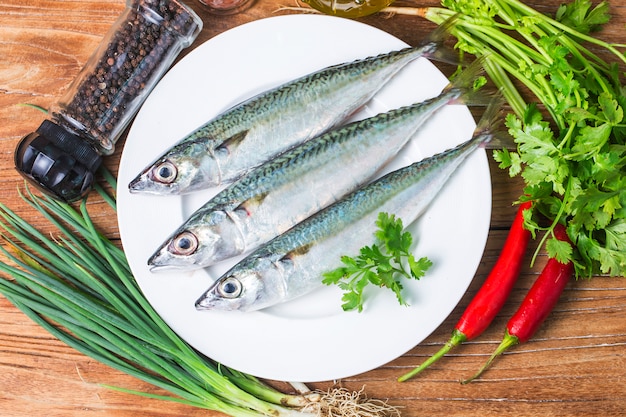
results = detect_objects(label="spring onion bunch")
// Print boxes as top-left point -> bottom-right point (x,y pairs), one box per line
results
0,190 -> 405,417
0,174 -> 404,415
0,177 -> 323,416
0,170 -> 389,417
1,108 -> 400,416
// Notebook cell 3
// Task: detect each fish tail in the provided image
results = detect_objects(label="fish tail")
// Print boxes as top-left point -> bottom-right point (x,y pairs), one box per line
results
419,14 -> 461,65
443,57 -> 499,107
472,93 -> 508,148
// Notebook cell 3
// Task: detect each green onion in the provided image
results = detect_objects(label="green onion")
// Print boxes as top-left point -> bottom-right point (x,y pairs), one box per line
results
0,178 -> 316,416
0,170 -> 400,416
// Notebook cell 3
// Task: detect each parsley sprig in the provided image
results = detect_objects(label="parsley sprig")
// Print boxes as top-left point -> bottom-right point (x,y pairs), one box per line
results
419,0 -> 626,277
323,212 -> 433,312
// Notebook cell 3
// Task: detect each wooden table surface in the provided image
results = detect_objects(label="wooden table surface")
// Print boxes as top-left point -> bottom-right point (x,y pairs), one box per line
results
1,1 -> 625,416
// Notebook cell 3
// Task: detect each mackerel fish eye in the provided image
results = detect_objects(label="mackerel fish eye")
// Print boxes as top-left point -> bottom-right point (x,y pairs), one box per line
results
170,231 -> 198,256
153,160 -> 177,184
217,277 -> 242,299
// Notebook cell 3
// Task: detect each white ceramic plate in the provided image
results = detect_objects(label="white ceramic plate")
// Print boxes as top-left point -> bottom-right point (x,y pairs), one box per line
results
117,14 -> 491,382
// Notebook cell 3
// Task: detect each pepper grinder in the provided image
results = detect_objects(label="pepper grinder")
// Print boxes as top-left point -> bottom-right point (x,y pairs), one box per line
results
15,0 -> 202,202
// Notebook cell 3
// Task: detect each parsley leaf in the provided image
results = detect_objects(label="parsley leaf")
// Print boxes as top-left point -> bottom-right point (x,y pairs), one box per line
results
425,0 -> 626,277
322,212 -> 432,312
555,0 -> 610,34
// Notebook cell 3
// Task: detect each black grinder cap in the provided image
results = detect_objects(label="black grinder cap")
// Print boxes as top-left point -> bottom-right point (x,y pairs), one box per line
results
14,120 -> 103,203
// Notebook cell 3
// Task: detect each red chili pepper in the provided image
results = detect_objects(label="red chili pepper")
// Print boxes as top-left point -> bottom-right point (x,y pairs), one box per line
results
462,222 -> 574,384
398,201 -> 532,382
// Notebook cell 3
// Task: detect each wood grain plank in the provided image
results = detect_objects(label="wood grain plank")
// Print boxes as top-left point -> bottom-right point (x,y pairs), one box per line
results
1,0 -> 625,416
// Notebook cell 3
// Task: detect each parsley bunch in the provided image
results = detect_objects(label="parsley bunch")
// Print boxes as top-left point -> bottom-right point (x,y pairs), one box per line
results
420,0 -> 626,277
323,212 -> 432,312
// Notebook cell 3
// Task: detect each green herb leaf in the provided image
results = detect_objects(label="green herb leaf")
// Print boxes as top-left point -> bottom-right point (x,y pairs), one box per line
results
555,0 -> 610,34
323,212 -> 432,312
423,0 -> 626,277
409,256 -> 434,280
598,92 -> 624,125
546,233 -> 574,264
0,181 -> 308,417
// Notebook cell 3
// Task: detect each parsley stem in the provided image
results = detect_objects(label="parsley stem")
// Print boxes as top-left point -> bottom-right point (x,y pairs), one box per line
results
556,121 -> 577,150
482,57 -> 527,118
416,0 -> 626,276
493,1 -> 557,65
529,175 -> 573,268
501,0 -> 626,65
425,8 -> 563,126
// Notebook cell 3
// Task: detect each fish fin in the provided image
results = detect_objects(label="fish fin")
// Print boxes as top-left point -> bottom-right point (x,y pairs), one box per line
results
420,14 -> 462,65
484,131 -> 516,149
422,13 -> 458,44
215,130 -> 249,154
443,57 -> 499,107
473,93 -> 512,149
426,45 -> 461,66
280,243 -> 313,263
234,192 -> 268,214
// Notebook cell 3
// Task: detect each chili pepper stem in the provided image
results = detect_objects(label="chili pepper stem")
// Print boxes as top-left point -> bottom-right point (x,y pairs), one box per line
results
398,329 -> 467,382
461,331 -> 519,384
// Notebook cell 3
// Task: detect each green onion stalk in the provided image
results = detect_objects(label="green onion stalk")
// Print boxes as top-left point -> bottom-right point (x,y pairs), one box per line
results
383,0 -> 626,277
2,107 -> 400,416
0,174 -> 323,417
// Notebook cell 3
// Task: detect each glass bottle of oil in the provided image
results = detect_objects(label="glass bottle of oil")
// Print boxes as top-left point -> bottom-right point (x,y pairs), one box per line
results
303,0 -> 395,18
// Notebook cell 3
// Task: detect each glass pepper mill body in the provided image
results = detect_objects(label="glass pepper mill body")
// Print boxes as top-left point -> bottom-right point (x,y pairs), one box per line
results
15,0 -> 202,202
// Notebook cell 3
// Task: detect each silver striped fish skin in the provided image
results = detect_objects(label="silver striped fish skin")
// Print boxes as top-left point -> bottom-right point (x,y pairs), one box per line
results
194,119 -> 495,312
148,85 -> 470,271
127,24 -> 455,196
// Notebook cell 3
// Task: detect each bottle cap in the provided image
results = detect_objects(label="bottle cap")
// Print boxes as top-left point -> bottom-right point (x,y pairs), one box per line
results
14,120 -> 103,203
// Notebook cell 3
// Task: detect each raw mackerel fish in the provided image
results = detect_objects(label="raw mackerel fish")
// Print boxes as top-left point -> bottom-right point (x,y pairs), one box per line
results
195,101 -> 500,312
148,69 -> 483,271
128,19 -> 456,196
